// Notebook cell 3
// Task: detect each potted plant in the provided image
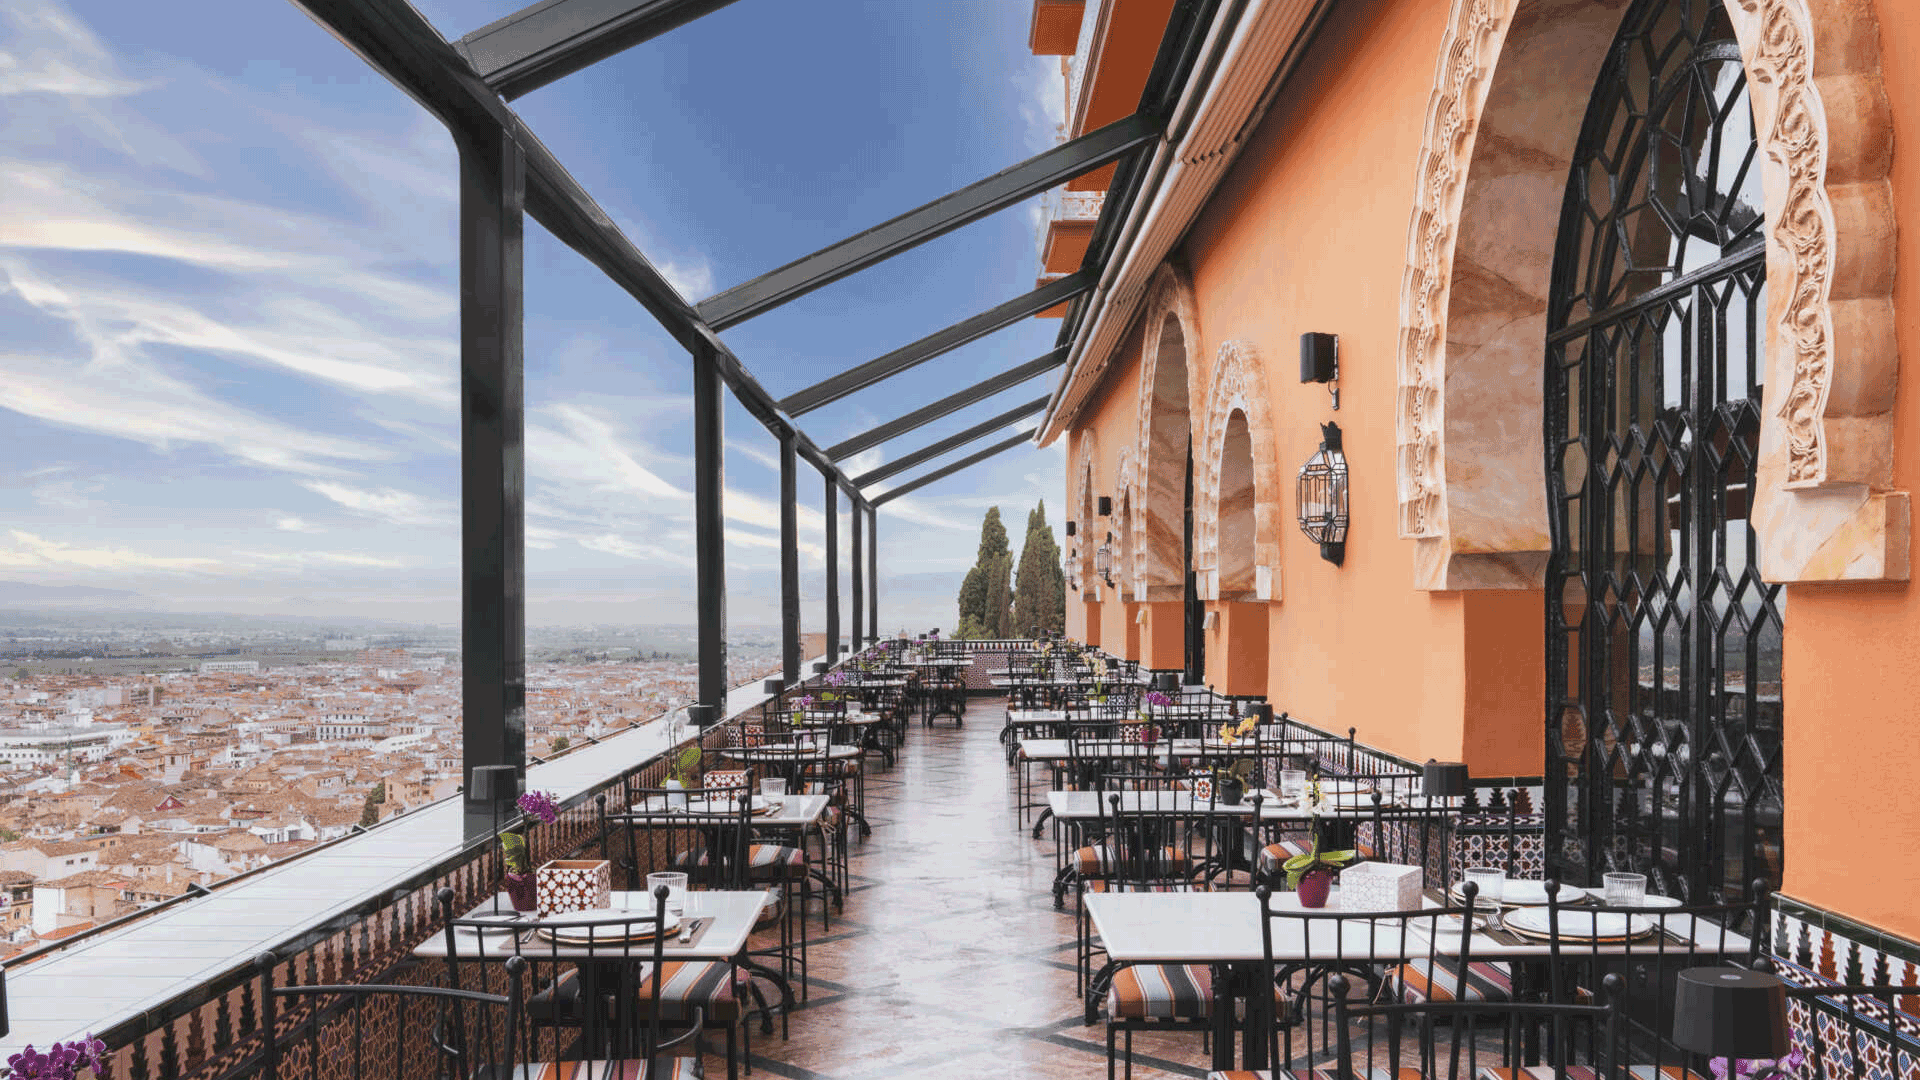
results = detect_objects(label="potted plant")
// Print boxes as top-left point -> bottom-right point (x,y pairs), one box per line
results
500,790 -> 559,913
1282,798 -> 1358,908
1211,715 -> 1261,804
6,1036 -> 107,1080
664,743 -> 701,806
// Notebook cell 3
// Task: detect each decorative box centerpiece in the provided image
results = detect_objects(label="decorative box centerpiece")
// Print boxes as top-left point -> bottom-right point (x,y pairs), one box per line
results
1335,861 -> 1423,912
537,858 -> 611,917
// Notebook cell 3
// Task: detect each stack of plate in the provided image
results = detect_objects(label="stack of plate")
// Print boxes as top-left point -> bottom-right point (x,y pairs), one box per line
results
1502,906 -> 1655,943
538,908 -> 679,945
1448,880 -> 1589,908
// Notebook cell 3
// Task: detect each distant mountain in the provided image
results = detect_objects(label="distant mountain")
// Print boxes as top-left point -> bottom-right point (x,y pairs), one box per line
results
0,580 -> 143,604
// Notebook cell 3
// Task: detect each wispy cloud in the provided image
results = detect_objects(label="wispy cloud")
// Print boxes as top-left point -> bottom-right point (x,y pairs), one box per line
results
274,516 -> 324,534
302,481 -> 454,529
0,0 -> 147,98
0,530 -> 219,573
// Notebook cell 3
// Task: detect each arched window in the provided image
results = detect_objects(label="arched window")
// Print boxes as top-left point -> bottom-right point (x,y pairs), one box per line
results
1544,0 -> 1782,903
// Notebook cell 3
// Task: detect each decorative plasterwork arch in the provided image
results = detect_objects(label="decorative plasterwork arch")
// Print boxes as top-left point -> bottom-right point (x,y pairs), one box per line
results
1394,0 -> 1905,589
1193,340 -> 1282,602
1114,442 -> 1142,600
1072,428 -> 1100,595
1131,262 -> 1203,600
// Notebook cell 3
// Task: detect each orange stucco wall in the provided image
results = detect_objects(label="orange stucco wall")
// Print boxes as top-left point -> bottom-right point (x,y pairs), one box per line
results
1062,0 -> 1920,941
1205,601 -> 1269,697
1775,0 -> 1920,941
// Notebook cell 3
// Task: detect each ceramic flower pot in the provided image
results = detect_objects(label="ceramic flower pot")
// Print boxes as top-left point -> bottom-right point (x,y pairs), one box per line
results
1219,777 -> 1246,806
503,871 -> 539,913
1296,866 -> 1335,908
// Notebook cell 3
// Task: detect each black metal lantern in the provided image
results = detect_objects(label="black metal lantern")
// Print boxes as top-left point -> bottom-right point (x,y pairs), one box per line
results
1296,421 -> 1349,565
1062,547 -> 1078,592
1093,533 -> 1115,586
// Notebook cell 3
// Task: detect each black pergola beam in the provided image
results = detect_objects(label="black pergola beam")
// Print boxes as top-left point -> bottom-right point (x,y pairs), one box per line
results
780,270 -> 1095,417
457,0 -> 743,100
699,115 -> 1160,330
827,347 -> 1065,461
293,0 -> 870,499
871,428 -> 1038,508
853,396 -> 1049,487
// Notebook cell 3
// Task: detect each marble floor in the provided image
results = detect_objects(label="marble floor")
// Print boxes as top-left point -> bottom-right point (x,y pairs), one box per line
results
713,695 -> 1213,1079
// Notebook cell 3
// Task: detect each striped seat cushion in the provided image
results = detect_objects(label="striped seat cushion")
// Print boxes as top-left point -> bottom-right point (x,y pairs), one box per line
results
1106,963 -> 1213,1020
1476,1068 -> 1710,1080
745,843 -> 806,877
1256,838 -> 1312,877
1397,956 -> 1515,1003
635,960 -> 737,1023
1205,1060 -> 1420,1068
527,968 -> 585,1023
1075,843 -> 1193,877
1208,1071 -> 1418,1080
514,1059 -> 699,1080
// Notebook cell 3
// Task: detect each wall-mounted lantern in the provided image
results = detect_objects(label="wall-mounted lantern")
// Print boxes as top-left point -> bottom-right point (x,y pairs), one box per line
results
1296,422 -> 1349,566
1063,547 -> 1078,592
1301,332 -> 1340,411
1093,533 -> 1115,586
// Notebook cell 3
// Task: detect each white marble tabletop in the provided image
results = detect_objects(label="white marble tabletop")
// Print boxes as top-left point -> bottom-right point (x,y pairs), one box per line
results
632,792 -> 830,829
416,889 -> 767,961
1086,891 -> 1750,963
1045,789 -> 1381,821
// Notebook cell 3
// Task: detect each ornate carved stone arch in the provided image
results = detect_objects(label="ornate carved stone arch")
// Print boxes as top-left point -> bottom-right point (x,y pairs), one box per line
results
1115,443 -> 1142,600
1131,262 -> 1204,599
1193,340 -> 1283,602
1072,428 -> 1100,589
1394,0 -> 1904,589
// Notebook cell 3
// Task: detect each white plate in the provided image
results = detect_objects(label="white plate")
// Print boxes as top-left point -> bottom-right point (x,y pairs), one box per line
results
1625,894 -> 1683,909
1503,906 -> 1652,939
546,907 -> 679,933
464,911 -> 529,933
1454,880 -> 1587,906
1319,779 -> 1372,795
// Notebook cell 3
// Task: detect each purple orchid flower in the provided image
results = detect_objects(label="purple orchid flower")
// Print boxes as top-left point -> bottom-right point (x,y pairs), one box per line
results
7,1037 -> 108,1080
795,694 -> 815,710
1143,690 -> 1175,708
516,789 -> 560,826
1711,1048 -> 1807,1080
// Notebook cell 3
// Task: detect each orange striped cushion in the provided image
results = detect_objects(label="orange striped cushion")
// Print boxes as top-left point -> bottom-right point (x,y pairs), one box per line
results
516,1058 -> 699,1080
1107,963 -> 1213,1020
635,960 -> 735,1023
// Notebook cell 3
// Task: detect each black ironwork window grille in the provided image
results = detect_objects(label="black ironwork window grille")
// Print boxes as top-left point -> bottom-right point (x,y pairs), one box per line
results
1544,0 -> 1782,905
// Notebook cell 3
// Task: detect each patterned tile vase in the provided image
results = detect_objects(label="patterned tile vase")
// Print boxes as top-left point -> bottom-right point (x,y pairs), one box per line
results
1337,861 -> 1423,912
536,858 -> 611,917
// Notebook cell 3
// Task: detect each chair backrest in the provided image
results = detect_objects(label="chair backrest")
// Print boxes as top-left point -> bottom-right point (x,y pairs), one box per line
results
261,947 -> 526,1080
437,886 -> 700,1070
1329,968 -> 1627,1080
1541,878 -> 1770,1069
1092,783 -> 1238,892
1252,882 -> 1492,1068
600,783 -> 755,891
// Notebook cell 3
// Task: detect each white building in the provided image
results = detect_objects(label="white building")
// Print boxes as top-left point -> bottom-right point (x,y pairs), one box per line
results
198,660 -> 261,674
0,725 -> 122,765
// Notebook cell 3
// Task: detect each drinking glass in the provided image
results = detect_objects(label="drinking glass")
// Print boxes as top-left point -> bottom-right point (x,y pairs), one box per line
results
760,777 -> 787,800
646,871 -> 688,918
1279,769 -> 1309,805
1603,872 -> 1647,906
1463,867 -> 1506,910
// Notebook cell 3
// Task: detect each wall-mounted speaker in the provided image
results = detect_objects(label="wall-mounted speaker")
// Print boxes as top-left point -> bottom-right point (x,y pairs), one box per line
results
1300,332 -> 1338,384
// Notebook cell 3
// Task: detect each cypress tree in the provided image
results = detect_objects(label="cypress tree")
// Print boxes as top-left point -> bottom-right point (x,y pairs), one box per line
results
1012,501 -> 1066,637
955,507 -> 1013,639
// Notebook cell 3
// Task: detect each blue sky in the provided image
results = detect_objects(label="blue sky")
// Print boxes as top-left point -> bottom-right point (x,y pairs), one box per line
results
0,0 -> 1070,631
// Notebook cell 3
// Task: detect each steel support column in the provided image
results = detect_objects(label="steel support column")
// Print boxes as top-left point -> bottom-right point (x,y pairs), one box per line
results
867,503 -> 878,641
458,123 -> 527,844
825,476 -> 840,663
849,497 -> 864,652
779,430 -> 800,685
693,338 -> 728,714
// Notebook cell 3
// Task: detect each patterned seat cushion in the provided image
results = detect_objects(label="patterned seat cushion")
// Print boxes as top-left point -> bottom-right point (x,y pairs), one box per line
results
1208,1071 -> 1419,1080
1205,1060 -> 1420,1068
745,843 -> 806,877
634,960 -> 738,1023
527,968 -> 585,1023
1075,843 -> 1192,878
1396,956 -> 1514,1003
513,1058 -> 699,1080
1107,963 -> 1213,1020
1256,838 -> 1312,877
1475,1068 -> 1709,1080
